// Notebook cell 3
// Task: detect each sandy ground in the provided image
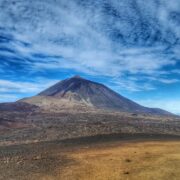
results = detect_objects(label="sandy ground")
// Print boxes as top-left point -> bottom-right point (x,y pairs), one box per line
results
59,140 -> 180,180
0,136 -> 179,180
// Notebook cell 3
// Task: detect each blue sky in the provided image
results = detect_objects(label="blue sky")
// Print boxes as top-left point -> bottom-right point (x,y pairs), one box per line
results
0,0 -> 180,114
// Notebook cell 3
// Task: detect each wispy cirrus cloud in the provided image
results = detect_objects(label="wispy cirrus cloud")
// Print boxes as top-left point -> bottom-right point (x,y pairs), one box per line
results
0,78 -> 58,102
137,99 -> 180,114
0,0 -> 179,76
0,94 -> 18,102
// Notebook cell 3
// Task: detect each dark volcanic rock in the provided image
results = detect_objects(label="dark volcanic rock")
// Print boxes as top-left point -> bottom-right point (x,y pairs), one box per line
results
38,75 -> 171,115
0,102 -> 38,112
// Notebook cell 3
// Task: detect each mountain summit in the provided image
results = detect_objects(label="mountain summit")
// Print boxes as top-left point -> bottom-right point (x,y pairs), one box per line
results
19,75 -> 170,115
38,75 -> 144,111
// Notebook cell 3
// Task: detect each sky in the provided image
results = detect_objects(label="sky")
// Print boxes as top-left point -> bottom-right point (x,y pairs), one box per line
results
0,0 -> 180,114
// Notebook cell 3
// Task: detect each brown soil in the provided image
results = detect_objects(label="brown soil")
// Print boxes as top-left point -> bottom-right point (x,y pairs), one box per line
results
0,135 -> 179,180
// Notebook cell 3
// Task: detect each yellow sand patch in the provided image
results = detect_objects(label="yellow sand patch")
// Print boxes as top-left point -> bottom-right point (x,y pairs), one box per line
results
59,141 -> 180,180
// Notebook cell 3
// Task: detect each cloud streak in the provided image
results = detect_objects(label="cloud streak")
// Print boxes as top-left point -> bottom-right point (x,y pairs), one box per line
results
138,99 -> 180,114
0,78 -> 58,101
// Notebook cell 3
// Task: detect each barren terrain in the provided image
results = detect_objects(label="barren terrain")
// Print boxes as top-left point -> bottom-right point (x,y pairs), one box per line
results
0,135 -> 179,180
0,106 -> 179,180
0,110 -> 180,146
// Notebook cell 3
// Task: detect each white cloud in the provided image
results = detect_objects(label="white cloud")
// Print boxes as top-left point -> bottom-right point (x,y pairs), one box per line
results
0,77 -> 60,102
137,99 -> 180,114
0,94 -> 19,102
0,79 -> 58,94
158,78 -> 179,84
108,77 -> 155,92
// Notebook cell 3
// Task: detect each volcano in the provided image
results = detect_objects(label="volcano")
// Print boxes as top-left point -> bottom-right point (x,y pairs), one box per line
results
20,75 -> 171,115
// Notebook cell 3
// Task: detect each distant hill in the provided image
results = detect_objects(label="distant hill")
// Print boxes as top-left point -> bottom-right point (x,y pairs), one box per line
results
19,75 -> 171,115
0,102 -> 38,112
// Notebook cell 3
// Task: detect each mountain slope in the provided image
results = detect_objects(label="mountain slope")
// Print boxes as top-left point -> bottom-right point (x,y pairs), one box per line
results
21,75 -> 171,115
38,76 -> 144,111
0,102 -> 38,112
